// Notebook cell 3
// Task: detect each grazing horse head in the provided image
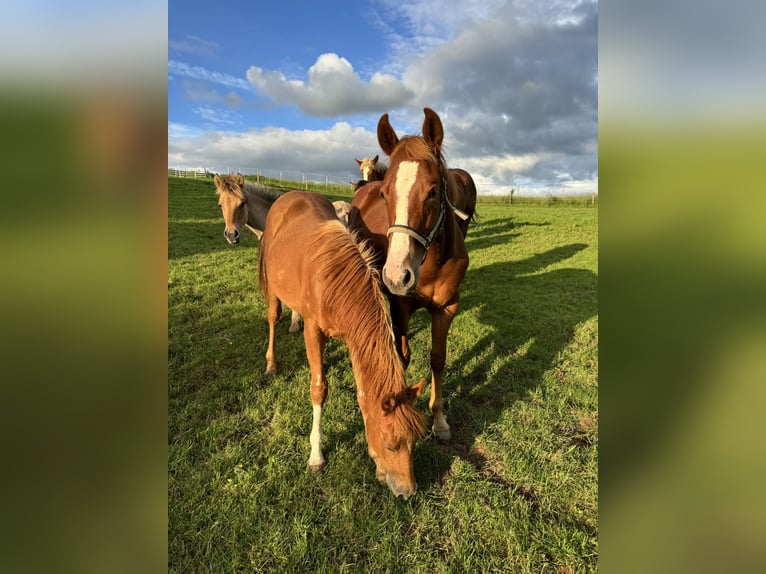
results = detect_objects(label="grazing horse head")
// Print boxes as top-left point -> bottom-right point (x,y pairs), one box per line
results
361,378 -> 427,498
214,173 -> 247,244
377,108 -> 448,295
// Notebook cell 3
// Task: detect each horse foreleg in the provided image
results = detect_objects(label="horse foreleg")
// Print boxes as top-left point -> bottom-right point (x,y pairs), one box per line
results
265,295 -> 282,375
303,319 -> 328,472
390,296 -> 412,369
429,300 -> 459,441
288,309 -> 303,333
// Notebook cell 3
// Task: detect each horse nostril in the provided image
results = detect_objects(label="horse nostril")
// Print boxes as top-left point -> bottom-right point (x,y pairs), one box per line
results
233,229 -> 239,238
402,269 -> 412,286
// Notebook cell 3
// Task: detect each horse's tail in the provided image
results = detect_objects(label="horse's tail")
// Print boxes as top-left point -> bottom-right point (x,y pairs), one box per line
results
257,233 -> 269,298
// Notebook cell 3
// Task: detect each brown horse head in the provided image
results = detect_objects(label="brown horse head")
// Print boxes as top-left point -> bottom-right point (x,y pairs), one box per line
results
214,173 -> 247,244
376,107 -> 447,295
361,378 -> 427,498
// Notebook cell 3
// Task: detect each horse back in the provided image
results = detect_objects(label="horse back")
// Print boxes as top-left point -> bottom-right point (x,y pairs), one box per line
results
259,191 -> 340,310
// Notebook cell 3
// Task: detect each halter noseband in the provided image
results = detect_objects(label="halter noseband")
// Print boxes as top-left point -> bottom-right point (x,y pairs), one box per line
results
386,175 -> 447,262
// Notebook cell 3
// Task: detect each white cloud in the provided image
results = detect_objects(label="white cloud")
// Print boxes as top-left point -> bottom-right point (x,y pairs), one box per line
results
169,60 -> 252,92
169,35 -> 219,57
167,0 -> 598,193
168,121 -> 381,180
193,105 -> 241,126
246,53 -> 414,116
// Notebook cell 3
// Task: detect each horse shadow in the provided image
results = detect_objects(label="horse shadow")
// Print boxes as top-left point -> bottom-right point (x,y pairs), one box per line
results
414,241 -> 597,489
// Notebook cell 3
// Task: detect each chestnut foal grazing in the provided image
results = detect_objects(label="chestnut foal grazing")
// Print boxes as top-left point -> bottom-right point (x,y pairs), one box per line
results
258,191 -> 427,499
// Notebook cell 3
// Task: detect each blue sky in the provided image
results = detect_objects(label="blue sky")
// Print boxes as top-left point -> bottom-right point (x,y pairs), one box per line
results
169,0 -> 598,194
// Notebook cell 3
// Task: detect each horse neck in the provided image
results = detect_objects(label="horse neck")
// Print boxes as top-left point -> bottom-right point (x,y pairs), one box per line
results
243,186 -> 275,231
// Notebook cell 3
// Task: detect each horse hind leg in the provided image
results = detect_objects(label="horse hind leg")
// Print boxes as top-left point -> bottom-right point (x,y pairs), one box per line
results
265,294 -> 282,375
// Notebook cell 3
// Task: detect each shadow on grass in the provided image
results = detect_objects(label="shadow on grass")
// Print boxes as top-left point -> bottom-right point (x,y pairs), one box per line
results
414,239 -> 597,492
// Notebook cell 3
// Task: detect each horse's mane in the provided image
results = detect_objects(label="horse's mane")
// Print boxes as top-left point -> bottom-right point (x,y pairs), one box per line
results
310,221 -> 426,442
243,179 -> 282,203
391,136 -> 442,167
215,174 -> 281,203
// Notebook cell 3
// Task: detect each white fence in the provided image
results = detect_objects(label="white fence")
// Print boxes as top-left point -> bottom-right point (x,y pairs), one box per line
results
167,168 -> 213,179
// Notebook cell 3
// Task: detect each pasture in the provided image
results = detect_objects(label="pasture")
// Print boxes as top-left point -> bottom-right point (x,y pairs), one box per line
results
168,176 -> 598,573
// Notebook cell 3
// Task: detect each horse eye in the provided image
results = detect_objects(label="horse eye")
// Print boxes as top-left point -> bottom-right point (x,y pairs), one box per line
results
380,191 -> 385,200
427,187 -> 437,200
385,443 -> 400,453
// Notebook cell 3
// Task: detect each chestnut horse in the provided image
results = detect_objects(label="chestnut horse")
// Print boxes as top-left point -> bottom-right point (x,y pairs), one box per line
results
349,108 -> 470,441
259,191 -> 427,499
214,173 -> 302,332
355,155 -> 387,182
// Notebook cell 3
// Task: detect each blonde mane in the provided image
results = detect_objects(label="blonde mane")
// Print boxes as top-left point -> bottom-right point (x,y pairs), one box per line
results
310,221 -> 426,442
215,174 -> 281,203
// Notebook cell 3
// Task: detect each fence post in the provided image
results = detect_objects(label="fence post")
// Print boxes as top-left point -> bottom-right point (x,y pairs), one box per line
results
591,191 -> 596,206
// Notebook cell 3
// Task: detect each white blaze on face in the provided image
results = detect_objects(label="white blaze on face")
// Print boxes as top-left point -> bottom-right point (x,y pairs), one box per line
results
362,165 -> 372,180
387,161 -> 419,268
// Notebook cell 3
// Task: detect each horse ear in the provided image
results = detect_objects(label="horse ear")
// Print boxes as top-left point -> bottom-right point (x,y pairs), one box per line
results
372,154 -> 379,164
377,113 -> 399,156
422,107 -> 444,153
214,175 -> 222,186
235,173 -> 245,186
355,158 -> 363,165
381,393 -> 397,415
405,378 -> 427,402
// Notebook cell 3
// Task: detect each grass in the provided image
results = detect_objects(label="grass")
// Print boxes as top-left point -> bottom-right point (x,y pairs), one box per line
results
168,176 -> 598,573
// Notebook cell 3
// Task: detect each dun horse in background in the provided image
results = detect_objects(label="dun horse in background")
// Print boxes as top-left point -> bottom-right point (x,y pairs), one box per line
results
355,155 -> 387,182
214,173 -> 302,332
350,108 -> 471,441
214,173 -> 282,242
259,191 -> 427,499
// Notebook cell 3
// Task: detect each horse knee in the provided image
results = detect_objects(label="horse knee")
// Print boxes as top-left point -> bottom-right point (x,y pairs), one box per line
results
310,374 -> 328,406
430,350 -> 446,374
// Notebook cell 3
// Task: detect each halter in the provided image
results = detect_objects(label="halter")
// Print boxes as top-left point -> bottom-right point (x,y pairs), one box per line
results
386,175 -> 447,262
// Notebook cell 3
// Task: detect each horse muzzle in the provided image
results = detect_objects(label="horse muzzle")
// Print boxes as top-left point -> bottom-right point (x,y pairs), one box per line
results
382,264 -> 418,296
383,472 -> 416,500
224,228 -> 240,244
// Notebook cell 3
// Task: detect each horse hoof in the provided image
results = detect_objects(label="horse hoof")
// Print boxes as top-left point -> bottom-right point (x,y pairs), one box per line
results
433,427 -> 451,441
308,462 -> 326,474
288,324 -> 300,333
265,364 -> 276,376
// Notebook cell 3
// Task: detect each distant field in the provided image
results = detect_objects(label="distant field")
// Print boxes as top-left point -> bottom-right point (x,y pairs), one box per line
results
168,176 -> 598,573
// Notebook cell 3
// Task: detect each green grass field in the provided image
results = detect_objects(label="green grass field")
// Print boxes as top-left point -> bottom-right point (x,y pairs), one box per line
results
168,176 -> 598,573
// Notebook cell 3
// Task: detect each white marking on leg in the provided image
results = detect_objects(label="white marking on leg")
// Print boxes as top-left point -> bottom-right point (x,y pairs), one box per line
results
385,161 -> 418,276
308,403 -> 325,468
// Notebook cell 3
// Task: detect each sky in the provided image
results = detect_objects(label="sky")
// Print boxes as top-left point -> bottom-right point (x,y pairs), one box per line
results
168,0 -> 598,195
